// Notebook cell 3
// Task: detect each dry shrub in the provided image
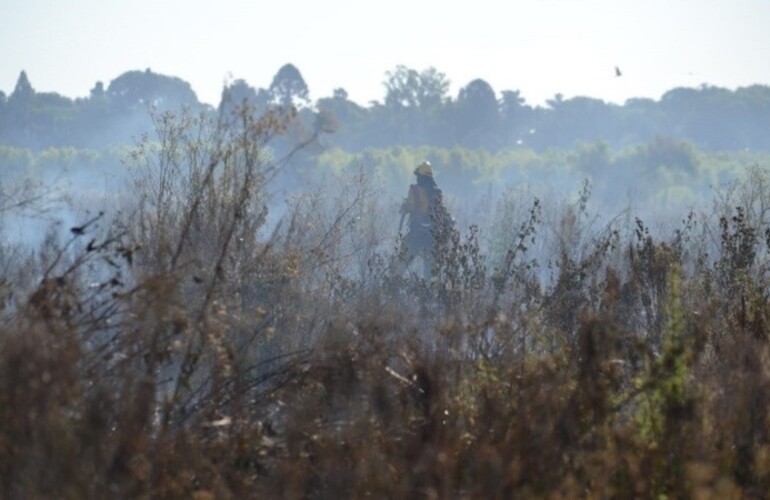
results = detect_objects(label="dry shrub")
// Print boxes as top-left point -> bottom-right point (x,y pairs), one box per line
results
5,113 -> 770,498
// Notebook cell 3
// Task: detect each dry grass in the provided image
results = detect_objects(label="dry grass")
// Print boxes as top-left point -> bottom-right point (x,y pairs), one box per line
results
3,110 -> 770,498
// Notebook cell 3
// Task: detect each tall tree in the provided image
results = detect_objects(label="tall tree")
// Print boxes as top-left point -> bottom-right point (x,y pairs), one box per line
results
620,97 -> 666,147
219,79 -> 270,117
269,63 -> 310,109
316,87 -> 366,149
107,68 -> 202,113
383,66 -> 450,110
3,71 -> 77,148
10,71 -> 34,104
535,95 -> 619,149
90,81 -> 105,100
454,78 -> 500,148
5,71 -> 37,146
380,66 -> 451,146
0,91 -> 6,137
499,90 -> 532,146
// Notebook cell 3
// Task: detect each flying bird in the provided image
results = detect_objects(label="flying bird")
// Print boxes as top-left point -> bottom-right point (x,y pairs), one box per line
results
615,66 -> 622,77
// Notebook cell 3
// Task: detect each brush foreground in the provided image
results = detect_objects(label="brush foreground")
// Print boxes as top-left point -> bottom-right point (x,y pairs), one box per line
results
3,111 -> 770,498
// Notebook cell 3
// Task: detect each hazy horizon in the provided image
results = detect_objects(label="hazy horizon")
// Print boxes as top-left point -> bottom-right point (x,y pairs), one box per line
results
3,0 -> 770,107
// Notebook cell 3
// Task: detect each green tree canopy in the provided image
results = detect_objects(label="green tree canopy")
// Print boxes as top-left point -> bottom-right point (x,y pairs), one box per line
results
10,71 -> 34,103
269,63 -> 310,109
454,78 -> 500,148
107,68 -> 201,112
383,66 -> 450,110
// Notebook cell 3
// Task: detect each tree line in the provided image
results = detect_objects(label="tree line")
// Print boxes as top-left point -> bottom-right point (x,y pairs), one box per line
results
2,64 -> 770,152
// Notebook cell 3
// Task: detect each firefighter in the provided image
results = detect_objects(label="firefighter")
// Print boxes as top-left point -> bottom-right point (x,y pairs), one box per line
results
399,161 -> 453,278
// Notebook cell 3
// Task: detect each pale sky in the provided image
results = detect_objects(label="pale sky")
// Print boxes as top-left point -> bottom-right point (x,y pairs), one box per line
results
2,0 -> 770,108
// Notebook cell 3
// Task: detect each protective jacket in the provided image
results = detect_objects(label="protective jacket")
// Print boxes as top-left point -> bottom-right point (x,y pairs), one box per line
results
400,176 -> 453,259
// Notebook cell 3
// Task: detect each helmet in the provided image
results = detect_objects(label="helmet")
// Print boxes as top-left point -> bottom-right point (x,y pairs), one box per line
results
414,161 -> 433,177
